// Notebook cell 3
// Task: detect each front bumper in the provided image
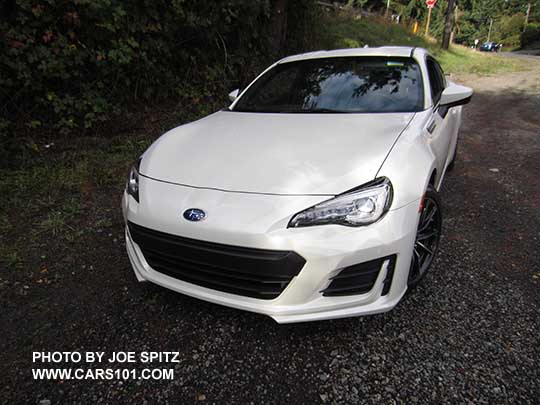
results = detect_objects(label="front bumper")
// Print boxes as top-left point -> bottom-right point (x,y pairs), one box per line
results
122,179 -> 420,323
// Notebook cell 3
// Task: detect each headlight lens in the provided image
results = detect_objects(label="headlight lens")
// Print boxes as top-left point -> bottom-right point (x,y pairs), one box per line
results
126,158 -> 141,202
288,178 -> 393,228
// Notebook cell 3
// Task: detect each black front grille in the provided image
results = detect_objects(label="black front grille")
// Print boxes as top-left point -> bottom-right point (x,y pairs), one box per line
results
128,221 -> 306,300
322,255 -> 396,297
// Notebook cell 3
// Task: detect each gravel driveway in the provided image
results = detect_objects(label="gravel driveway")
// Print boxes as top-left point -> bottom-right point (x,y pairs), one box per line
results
2,58 -> 539,404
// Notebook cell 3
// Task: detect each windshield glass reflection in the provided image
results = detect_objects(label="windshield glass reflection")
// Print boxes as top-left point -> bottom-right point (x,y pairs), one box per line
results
234,57 -> 424,113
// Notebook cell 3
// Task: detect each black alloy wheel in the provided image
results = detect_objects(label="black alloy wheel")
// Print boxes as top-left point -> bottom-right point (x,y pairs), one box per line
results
408,187 -> 442,288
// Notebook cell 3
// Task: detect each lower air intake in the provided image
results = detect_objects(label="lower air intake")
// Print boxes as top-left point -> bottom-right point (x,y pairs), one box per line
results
322,255 -> 397,297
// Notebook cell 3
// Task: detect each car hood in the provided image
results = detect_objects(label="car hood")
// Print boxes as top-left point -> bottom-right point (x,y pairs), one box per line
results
141,111 -> 415,195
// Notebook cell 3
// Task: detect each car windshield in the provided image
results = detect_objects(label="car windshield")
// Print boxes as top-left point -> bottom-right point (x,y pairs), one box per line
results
233,56 -> 424,113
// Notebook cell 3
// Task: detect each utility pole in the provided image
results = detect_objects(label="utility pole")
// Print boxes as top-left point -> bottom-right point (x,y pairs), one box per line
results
487,18 -> 493,42
425,7 -> 433,36
424,0 -> 436,37
441,0 -> 456,49
524,3 -> 531,30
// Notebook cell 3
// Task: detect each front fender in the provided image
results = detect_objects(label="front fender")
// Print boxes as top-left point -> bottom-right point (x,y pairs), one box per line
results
376,112 -> 436,210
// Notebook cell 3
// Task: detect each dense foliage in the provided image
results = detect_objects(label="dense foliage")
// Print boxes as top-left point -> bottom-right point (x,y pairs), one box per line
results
0,0 -> 317,161
344,0 -> 538,48
521,23 -> 540,48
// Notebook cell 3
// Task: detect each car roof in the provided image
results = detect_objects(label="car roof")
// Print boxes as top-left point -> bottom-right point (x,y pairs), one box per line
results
278,46 -> 428,64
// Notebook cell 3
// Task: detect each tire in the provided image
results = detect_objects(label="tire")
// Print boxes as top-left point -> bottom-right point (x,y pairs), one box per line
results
407,187 -> 443,288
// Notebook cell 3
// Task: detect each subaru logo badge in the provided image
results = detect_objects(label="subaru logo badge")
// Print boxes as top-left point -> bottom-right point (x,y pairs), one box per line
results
183,208 -> 206,222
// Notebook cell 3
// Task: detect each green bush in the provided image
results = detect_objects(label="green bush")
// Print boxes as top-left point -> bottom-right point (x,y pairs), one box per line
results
494,13 -> 524,49
0,0 -> 319,163
0,0 -> 271,130
521,23 -> 540,48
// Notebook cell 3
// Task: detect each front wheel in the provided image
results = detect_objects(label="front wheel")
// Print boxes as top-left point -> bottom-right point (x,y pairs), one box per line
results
408,187 -> 442,288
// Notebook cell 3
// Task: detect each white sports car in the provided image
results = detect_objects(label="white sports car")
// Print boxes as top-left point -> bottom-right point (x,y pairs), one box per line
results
122,46 -> 472,323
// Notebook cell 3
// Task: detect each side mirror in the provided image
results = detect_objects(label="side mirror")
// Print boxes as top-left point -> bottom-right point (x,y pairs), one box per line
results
440,83 -> 473,107
228,89 -> 240,102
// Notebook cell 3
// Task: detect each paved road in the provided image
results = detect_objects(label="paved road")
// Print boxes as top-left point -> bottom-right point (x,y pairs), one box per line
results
500,50 -> 540,59
2,61 -> 540,403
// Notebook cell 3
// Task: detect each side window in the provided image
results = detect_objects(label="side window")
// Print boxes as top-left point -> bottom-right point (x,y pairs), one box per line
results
426,59 -> 444,105
434,61 -> 446,89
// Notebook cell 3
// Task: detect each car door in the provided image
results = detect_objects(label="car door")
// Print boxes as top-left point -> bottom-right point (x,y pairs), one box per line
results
424,57 -> 453,187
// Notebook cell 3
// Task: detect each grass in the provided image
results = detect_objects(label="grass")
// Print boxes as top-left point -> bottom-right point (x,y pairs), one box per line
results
3,252 -> 22,271
317,15 -> 428,50
0,135 -> 151,207
37,211 -> 72,236
431,46 -> 525,75
0,133 -> 152,273
317,13 -> 527,75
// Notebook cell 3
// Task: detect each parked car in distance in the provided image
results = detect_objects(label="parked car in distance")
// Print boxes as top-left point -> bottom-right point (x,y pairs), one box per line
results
480,42 -> 499,52
122,46 -> 473,323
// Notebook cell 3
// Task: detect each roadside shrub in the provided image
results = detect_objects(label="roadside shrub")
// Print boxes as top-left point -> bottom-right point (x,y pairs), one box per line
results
521,23 -> 540,48
495,13 -> 524,49
501,34 -> 521,49
2,0 -> 270,126
0,0 -> 319,163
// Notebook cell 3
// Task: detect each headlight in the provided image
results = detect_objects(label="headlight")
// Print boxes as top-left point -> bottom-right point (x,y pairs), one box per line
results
126,158 -> 141,202
288,178 -> 393,228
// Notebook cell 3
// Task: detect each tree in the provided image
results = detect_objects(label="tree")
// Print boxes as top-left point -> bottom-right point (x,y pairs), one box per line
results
270,0 -> 288,56
441,0 -> 456,48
